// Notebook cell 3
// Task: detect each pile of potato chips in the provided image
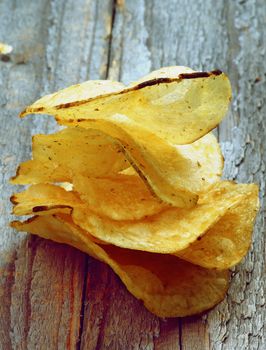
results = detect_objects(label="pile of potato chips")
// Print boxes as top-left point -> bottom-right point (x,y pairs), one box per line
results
10,67 -> 259,317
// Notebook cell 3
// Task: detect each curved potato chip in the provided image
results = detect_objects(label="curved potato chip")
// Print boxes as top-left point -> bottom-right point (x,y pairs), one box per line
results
11,181 -> 251,254
19,67 -> 229,207
73,182 -> 249,253
10,159 -> 69,185
11,122 -> 223,207
0,42 -> 13,54
11,214 -> 229,317
11,183 -> 82,216
128,66 -> 194,85
10,127 -> 129,184
23,80 -> 125,108
176,184 -> 259,269
21,66 -> 231,145
68,120 -> 222,207
73,174 -> 167,220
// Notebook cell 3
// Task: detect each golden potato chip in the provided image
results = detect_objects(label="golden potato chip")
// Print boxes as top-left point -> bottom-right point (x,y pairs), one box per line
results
11,127 -> 129,184
74,122 -> 223,207
73,131 -> 223,216
72,181 -> 250,253
111,125 -> 224,207
176,184 -> 259,269
10,159 -> 70,185
19,66 -> 229,207
21,80 -> 125,109
10,65 -> 259,318
11,183 -> 82,216
11,214 -> 229,317
73,174 -> 167,220
21,67 -> 231,145
11,176 -> 165,221
0,42 -> 12,54
11,123 -> 223,207
128,66 -> 194,85
13,181 -> 250,253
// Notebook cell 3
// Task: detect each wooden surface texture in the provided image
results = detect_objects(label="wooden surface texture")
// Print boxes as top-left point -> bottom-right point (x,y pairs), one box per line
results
0,0 -> 265,349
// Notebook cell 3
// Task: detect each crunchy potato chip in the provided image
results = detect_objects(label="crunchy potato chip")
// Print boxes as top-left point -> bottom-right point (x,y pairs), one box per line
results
128,66 -> 194,85
12,181 -> 249,253
21,67 -> 231,145
73,131 -> 223,216
11,183 -> 82,216
11,123 -> 223,207
10,159 -> 70,185
11,214 -> 229,317
19,66 -> 229,207
10,180 -> 244,252
73,121 -> 223,207
116,126 -> 224,206
10,127 -> 129,184
73,181 -> 250,253
22,80 -> 125,109
73,174 -> 167,220
0,42 -> 12,54
9,65 -> 259,318
176,184 -> 259,269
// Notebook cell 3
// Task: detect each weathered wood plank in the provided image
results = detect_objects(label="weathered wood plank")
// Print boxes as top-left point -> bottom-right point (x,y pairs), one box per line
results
81,259 -> 160,350
208,1 -> 266,349
181,316 -> 210,350
0,0 -> 113,349
0,2 -> 56,348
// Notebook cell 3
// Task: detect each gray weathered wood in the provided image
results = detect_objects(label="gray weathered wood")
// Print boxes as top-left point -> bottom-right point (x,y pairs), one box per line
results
0,0 -> 112,349
0,0 -> 265,349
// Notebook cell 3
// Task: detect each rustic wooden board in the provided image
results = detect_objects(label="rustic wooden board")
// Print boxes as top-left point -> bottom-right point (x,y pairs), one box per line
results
0,0 -> 265,349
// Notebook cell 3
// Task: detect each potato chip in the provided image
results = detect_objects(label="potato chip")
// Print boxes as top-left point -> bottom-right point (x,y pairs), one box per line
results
10,127 -> 129,184
12,181 -> 249,253
114,125 -> 224,206
73,174 -> 167,220
9,65 -> 259,318
21,66 -> 231,145
72,131 -> 223,216
10,159 -> 70,185
176,184 -> 259,269
128,66 -> 194,85
72,122 -> 223,207
21,80 -> 125,109
0,42 -> 12,54
11,176 -> 165,221
73,181 -> 252,253
11,122 -> 223,207
11,214 -> 229,317
11,183 -> 82,216
19,66 -> 229,207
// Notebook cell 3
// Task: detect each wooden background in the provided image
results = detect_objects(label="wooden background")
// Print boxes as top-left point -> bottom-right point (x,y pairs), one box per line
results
0,0 -> 265,349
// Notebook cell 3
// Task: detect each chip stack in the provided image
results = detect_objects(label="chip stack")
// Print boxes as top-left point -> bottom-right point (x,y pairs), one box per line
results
10,67 -> 259,317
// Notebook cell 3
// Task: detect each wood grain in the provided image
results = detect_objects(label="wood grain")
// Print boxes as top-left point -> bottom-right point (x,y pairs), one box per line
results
0,0 -> 265,349
0,0 -> 113,349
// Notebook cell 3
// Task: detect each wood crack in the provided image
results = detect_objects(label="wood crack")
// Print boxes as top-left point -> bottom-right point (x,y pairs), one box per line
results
178,318 -> 183,350
94,272 -> 112,350
105,0 -> 117,79
23,236 -> 38,345
76,256 -> 88,350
